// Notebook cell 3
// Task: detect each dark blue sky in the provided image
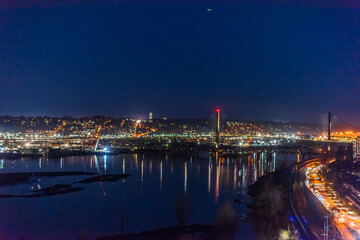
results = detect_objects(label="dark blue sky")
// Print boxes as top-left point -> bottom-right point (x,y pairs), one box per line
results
0,1 -> 360,122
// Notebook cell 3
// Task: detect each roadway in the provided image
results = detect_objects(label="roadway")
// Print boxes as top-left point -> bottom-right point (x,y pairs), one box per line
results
288,159 -> 319,240
288,157 -> 360,239
304,160 -> 360,239
288,158 -> 343,240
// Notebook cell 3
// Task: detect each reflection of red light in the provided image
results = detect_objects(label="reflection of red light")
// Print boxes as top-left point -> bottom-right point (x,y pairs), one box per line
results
216,109 -> 220,112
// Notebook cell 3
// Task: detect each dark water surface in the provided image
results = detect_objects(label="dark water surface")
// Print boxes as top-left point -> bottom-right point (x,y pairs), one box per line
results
0,152 -> 299,240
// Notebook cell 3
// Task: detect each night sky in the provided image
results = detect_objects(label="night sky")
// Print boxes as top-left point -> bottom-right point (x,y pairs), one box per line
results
1,1 -> 360,122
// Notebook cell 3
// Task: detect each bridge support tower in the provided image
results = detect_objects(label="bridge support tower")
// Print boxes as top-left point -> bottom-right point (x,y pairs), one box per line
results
216,109 -> 220,149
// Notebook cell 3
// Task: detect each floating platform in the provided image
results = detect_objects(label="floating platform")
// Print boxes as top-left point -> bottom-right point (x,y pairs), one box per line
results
75,174 -> 130,184
0,171 -> 95,186
0,184 -> 84,199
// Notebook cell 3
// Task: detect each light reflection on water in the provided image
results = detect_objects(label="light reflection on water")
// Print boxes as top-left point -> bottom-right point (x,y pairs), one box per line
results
0,152 -> 298,240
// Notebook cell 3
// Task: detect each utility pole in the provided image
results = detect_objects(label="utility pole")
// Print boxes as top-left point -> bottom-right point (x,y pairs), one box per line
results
322,215 -> 329,240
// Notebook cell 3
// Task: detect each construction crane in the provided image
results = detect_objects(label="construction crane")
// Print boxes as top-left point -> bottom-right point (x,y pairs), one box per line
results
94,120 -> 111,151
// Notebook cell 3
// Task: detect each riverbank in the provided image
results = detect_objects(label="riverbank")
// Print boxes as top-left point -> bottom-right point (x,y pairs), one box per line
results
0,171 -> 95,186
0,171 -> 130,187
247,163 -> 291,239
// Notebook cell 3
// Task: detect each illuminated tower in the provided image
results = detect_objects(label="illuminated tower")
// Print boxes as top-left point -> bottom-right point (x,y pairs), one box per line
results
149,112 -> 153,120
216,109 -> 220,148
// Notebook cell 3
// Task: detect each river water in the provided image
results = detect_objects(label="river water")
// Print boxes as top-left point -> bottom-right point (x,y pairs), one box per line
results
0,152 -> 299,240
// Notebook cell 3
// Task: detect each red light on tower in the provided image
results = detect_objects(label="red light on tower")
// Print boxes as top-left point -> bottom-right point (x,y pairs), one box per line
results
215,108 -> 220,148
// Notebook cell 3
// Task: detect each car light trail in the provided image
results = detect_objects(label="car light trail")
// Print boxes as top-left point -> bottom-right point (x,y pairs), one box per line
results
304,162 -> 360,239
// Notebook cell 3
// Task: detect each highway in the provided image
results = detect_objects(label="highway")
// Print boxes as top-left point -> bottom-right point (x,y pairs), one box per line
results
289,158 -> 360,240
288,159 -> 319,240
304,160 -> 360,239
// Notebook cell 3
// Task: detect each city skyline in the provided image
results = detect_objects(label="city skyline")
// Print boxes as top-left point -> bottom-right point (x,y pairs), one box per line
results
2,2 -> 360,240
